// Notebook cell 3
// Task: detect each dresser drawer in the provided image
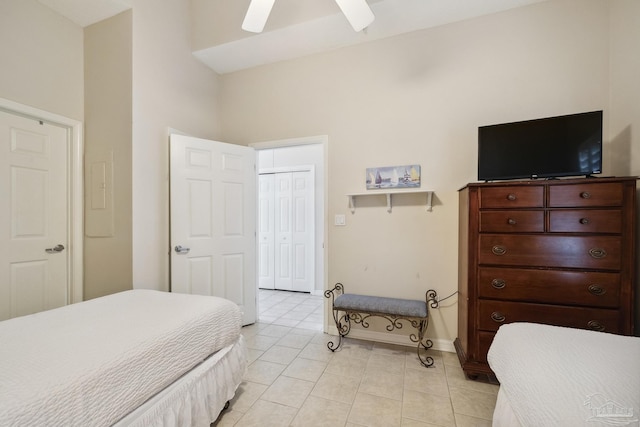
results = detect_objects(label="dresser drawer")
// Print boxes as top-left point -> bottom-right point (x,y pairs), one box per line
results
549,209 -> 622,234
549,182 -> 623,207
478,300 -> 622,333
479,211 -> 544,233
479,186 -> 543,209
478,267 -> 620,308
478,234 -> 621,270
476,331 -> 496,363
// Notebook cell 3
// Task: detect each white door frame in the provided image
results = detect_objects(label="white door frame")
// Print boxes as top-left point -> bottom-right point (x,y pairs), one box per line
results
0,98 -> 83,304
250,135 -> 328,297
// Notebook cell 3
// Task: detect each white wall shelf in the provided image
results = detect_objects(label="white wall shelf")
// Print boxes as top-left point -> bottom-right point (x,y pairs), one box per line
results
346,190 -> 434,213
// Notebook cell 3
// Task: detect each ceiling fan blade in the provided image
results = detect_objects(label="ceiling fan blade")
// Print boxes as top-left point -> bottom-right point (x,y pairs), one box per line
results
334,0 -> 375,32
242,0 -> 276,33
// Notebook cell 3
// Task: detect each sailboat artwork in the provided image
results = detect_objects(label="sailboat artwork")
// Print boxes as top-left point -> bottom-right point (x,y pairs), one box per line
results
366,165 -> 421,189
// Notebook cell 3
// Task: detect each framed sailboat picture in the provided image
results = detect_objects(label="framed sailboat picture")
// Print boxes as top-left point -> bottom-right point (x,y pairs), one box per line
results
366,165 -> 421,189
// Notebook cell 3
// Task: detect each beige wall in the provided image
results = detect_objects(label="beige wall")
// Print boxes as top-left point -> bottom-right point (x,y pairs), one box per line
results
84,11 -> 134,299
131,0 -> 221,290
218,0 -> 615,348
0,0 -> 83,120
609,0 -> 640,332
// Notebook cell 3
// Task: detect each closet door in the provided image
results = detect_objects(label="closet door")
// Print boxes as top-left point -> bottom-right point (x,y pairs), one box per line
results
274,173 -> 293,291
258,174 -> 275,289
291,171 -> 314,292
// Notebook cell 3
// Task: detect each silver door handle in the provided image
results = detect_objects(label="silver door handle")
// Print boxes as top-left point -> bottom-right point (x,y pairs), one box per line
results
174,245 -> 190,254
45,244 -> 65,254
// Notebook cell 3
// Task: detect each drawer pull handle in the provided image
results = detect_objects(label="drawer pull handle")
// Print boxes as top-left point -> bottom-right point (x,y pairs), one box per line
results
587,320 -> 605,331
589,248 -> 607,259
580,191 -> 591,199
579,218 -> 590,225
507,218 -> 517,225
491,279 -> 506,289
588,284 -> 606,296
506,194 -> 517,201
491,245 -> 507,256
491,312 -> 506,323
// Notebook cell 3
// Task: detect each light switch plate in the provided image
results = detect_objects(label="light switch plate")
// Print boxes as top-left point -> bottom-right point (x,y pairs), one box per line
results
334,214 -> 346,226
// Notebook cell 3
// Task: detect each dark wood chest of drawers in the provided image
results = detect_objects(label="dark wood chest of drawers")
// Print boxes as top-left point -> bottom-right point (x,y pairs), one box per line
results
455,177 -> 636,379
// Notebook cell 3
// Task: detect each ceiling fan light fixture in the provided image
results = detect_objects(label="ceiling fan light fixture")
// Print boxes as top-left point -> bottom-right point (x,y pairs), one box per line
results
242,0 -> 276,33
334,0 -> 375,32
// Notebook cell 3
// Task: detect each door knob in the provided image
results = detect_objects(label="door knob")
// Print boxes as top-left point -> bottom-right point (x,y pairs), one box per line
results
45,244 -> 65,254
174,245 -> 190,254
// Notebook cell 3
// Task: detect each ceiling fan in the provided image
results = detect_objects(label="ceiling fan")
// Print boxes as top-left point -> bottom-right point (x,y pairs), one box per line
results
242,0 -> 375,33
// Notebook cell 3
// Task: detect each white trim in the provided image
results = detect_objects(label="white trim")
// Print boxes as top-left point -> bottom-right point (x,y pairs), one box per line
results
259,165 -> 315,174
325,324 -> 456,354
250,135 -> 328,150
0,98 -> 83,304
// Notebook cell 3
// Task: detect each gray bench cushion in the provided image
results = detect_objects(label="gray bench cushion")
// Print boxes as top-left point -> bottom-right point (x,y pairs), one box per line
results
334,294 -> 427,318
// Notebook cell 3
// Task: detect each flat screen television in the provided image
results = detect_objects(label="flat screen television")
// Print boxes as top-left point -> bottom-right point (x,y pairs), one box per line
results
477,110 -> 603,181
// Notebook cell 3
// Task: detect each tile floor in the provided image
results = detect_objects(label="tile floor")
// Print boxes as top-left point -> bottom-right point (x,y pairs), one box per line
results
213,289 -> 499,427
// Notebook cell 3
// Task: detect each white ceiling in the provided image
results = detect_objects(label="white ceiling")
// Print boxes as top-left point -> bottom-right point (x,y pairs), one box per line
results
38,0 -> 547,74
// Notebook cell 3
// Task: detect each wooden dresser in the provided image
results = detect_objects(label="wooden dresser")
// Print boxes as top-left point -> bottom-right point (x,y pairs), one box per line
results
455,177 -> 636,379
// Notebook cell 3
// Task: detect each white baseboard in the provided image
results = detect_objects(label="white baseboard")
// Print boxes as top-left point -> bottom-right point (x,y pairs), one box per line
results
325,324 -> 455,353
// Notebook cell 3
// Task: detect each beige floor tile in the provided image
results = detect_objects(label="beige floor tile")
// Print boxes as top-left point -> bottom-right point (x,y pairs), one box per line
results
211,408 -> 244,426
245,348 -> 264,364
366,352 -> 406,376
283,357 -> 327,382
454,412 -> 493,427
243,360 -> 287,385
444,363 -> 499,395
261,375 -> 315,408
449,387 -> 498,421
348,392 -> 402,427
404,366 -> 450,398
250,290 -> 500,427
259,324 -> 294,338
441,350 -> 460,367
277,333 -> 313,349
259,344 -> 301,365
402,390 -> 455,426
234,399 -> 298,427
311,372 -> 360,404
299,343 -> 335,363
326,354 -> 367,379
243,334 -> 279,351
358,370 -> 404,400
291,395 -> 351,427
401,419 -> 443,427
227,381 -> 268,413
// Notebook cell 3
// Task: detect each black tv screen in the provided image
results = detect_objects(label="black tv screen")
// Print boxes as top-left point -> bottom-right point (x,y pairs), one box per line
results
478,110 -> 603,181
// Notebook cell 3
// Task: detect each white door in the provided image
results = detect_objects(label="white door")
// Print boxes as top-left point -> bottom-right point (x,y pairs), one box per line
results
273,171 -> 314,292
170,134 -> 256,325
258,174 -> 275,289
0,110 -> 69,320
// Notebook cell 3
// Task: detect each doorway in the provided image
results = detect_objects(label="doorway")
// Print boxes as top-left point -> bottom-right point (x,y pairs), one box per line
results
251,136 -> 327,326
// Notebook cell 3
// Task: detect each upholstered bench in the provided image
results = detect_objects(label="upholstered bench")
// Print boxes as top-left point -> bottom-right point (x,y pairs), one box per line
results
324,283 -> 439,367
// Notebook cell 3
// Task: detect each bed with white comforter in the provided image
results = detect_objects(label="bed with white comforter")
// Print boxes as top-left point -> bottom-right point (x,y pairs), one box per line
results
0,290 -> 247,426
488,322 -> 640,427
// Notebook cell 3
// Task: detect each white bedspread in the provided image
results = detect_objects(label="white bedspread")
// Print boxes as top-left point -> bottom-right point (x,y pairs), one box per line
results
0,290 -> 242,427
488,322 -> 640,427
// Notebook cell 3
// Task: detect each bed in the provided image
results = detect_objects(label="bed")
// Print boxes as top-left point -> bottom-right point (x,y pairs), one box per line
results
487,322 -> 640,427
0,289 -> 248,426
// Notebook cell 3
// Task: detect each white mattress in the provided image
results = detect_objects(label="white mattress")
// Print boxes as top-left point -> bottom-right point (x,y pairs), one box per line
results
0,290 -> 242,427
488,322 -> 640,427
